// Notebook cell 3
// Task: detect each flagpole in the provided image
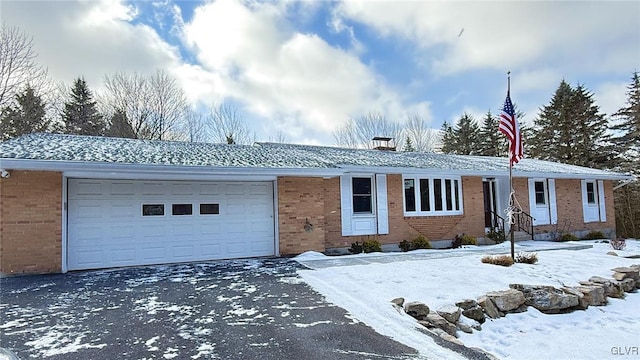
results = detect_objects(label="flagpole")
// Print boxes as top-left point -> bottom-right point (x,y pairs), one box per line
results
508,71 -> 515,260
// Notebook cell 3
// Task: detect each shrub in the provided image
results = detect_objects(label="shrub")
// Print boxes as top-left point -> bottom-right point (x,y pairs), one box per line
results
514,251 -> 538,264
459,234 -> 477,245
348,242 -> 363,254
481,254 -> 514,267
362,239 -> 382,253
558,233 -> 579,242
486,229 -> 506,244
452,233 -> 477,248
411,235 -> 432,250
611,238 -> 626,250
582,230 -> 606,240
398,235 -> 432,252
399,240 -> 412,252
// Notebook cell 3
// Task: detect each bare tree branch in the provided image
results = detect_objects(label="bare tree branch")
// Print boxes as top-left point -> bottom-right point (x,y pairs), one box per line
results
403,113 -> 441,153
206,103 -> 255,145
100,69 -> 188,140
0,24 -> 49,110
333,111 -> 403,149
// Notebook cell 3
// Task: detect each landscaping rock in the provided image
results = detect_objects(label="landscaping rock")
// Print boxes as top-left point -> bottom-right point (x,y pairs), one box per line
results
457,322 -> 473,334
572,285 -> 607,306
615,278 -> 636,293
510,284 -> 578,314
421,313 -> 458,336
606,251 -> 618,256
404,301 -> 430,320
486,289 -> 526,312
436,305 -> 461,324
589,276 -> 625,298
562,287 -> 588,310
462,306 -> 485,323
391,297 -> 405,307
455,299 -> 478,310
611,267 -> 640,282
477,295 -> 502,319
430,328 -> 464,345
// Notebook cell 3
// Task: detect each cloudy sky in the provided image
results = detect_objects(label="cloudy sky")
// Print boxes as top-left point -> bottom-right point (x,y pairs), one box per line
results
2,0 -> 639,145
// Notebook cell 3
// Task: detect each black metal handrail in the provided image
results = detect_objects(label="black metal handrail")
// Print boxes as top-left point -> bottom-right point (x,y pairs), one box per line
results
514,211 -> 535,240
487,210 -> 506,239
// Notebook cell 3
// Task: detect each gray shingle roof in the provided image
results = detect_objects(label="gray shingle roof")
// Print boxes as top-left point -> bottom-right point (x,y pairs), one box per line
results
0,133 -> 631,180
0,133 -> 333,169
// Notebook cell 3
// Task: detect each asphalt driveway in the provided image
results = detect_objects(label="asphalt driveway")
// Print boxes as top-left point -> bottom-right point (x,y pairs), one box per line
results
0,258 -> 420,360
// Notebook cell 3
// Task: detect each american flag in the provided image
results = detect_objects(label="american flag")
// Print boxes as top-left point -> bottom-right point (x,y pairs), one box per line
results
499,91 -> 523,164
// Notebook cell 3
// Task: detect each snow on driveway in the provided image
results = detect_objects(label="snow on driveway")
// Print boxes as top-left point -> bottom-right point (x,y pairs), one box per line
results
297,240 -> 640,360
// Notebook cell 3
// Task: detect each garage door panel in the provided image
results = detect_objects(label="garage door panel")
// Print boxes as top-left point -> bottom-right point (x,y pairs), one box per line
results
71,181 -> 103,197
200,184 -> 220,195
111,248 -> 136,263
68,179 -> 275,270
110,182 -> 135,195
141,182 -> 166,195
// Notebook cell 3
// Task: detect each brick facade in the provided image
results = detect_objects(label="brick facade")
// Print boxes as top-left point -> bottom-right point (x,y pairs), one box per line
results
0,171 -> 62,274
0,171 -> 621,274
279,175 -> 619,254
277,177 -> 326,255
514,178 -> 616,237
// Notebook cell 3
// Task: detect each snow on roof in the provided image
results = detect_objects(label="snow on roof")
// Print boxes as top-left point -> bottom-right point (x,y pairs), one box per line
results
0,133 -> 333,169
0,133 -> 631,180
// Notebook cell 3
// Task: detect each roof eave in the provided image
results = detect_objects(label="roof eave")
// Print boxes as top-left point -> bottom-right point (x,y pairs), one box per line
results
0,158 -> 344,178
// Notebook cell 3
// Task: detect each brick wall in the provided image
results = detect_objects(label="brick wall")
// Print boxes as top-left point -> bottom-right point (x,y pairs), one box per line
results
322,175 -> 487,249
277,177 -> 326,255
0,171 -> 62,274
515,178 -> 617,236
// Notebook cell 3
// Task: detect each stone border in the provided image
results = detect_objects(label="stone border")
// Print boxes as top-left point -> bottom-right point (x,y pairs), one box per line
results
392,264 -> 640,345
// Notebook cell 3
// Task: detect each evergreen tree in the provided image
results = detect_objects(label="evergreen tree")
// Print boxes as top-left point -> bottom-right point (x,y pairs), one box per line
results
611,72 -> 640,161
440,121 -> 456,154
611,72 -> 640,238
0,84 -> 49,140
529,80 -> 612,168
63,77 -> 105,136
441,113 -> 481,155
478,110 -> 506,156
105,109 -> 135,138
403,137 -> 415,152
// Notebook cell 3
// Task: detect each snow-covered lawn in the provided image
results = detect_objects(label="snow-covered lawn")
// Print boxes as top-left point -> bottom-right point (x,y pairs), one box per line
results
297,240 -> 640,360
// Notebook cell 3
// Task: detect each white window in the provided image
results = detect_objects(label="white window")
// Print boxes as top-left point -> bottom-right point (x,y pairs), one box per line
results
528,178 -> 557,225
581,180 -> 606,223
340,175 -> 389,236
402,176 -> 463,216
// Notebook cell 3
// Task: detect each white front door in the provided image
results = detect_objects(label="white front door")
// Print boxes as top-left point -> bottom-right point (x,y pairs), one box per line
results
67,179 -> 275,270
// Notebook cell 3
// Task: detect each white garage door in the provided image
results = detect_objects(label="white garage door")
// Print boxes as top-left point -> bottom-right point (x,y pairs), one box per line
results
67,179 -> 275,270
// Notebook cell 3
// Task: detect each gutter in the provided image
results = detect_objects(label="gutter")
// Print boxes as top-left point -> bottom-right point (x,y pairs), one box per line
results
0,158 -> 345,179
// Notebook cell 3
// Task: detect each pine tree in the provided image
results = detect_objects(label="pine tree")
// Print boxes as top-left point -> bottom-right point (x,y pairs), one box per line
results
611,72 -> 640,238
478,110 -> 506,156
440,121 -> 456,154
403,137 -> 415,152
529,80 -> 612,168
105,109 -> 135,138
0,84 -> 49,140
611,71 -> 640,162
63,77 -> 105,136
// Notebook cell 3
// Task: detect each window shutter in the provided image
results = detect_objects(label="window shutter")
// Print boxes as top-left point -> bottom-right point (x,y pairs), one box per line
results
527,179 -> 538,225
340,175 -> 353,236
597,180 -> 606,222
376,174 -> 389,235
580,179 -> 589,222
548,179 -> 557,225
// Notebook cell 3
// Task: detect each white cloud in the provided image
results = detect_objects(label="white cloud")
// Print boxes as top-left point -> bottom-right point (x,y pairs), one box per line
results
181,0 -> 430,141
1,0 -> 181,91
595,81 -> 628,117
334,1 -> 640,76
